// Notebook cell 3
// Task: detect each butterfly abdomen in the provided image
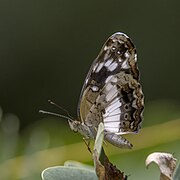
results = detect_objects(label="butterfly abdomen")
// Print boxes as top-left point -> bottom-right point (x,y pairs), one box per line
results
104,133 -> 133,149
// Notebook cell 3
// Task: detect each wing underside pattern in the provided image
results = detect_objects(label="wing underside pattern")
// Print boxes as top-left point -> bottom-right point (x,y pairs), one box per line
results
78,32 -> 144,136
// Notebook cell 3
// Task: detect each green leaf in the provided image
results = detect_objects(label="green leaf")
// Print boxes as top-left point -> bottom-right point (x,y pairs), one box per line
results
41,166 -> 97,180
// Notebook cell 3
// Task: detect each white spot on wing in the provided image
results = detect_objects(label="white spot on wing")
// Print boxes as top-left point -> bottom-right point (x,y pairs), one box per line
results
111,77 -> 118,83
106,108 -> 121,117
91,86 -> 99,91
105,83 -> 113,92
108,62 -> 118,71
95,62 -> 104,73
106,86 -> 118,101
105,75 -> 118,85
105,99 -> 122,113
104,59 -> 113,67
85,78 -> 89,84
104,45 -> 108,51
93,63 -> 99,72
125,52 -> 130,59
118,57 -> 122,62
104,114 -> 120,122
104,126 -> 119,133
121,60 -> 129,69
104,122 -> 119,128
105,75 -> 113,83
134,54 -> 137,62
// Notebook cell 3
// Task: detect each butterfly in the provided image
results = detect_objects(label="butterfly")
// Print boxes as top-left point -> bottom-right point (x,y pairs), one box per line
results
67,32 -> 144,149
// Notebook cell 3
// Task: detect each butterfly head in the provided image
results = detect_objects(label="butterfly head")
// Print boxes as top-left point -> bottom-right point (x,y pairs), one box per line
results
68,120 -> 95,139
68,119 -> 81,133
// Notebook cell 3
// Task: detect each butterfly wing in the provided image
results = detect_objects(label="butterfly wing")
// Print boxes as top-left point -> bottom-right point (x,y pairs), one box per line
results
77,32 -> 144,135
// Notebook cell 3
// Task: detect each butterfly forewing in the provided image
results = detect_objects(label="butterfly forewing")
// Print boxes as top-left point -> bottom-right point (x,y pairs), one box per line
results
78,32 -> 144,135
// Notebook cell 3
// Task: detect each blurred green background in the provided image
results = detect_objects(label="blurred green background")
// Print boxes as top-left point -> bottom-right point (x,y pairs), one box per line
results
0,0 -> 180,179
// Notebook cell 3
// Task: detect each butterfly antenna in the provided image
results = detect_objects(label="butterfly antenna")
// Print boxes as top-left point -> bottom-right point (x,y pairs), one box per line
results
48,100 -> 73,119
39,110 -> 73,121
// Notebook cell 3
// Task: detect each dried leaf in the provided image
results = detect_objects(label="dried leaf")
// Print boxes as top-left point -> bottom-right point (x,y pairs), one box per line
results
104,155 -> 127,180
93,149 -> 105,180
146,152 -> 177,180
93,123 -> 128,180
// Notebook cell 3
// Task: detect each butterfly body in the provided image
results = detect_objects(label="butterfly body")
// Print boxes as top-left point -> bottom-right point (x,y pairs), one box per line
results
69,32 -> 144,149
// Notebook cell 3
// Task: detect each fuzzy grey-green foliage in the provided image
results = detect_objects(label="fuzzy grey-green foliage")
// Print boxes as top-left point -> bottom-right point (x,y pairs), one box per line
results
41,166 -> 97,180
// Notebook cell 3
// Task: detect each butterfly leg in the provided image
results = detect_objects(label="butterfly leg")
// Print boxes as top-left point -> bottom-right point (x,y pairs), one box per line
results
83,137 -> 92,153
104,133 -> 133,149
